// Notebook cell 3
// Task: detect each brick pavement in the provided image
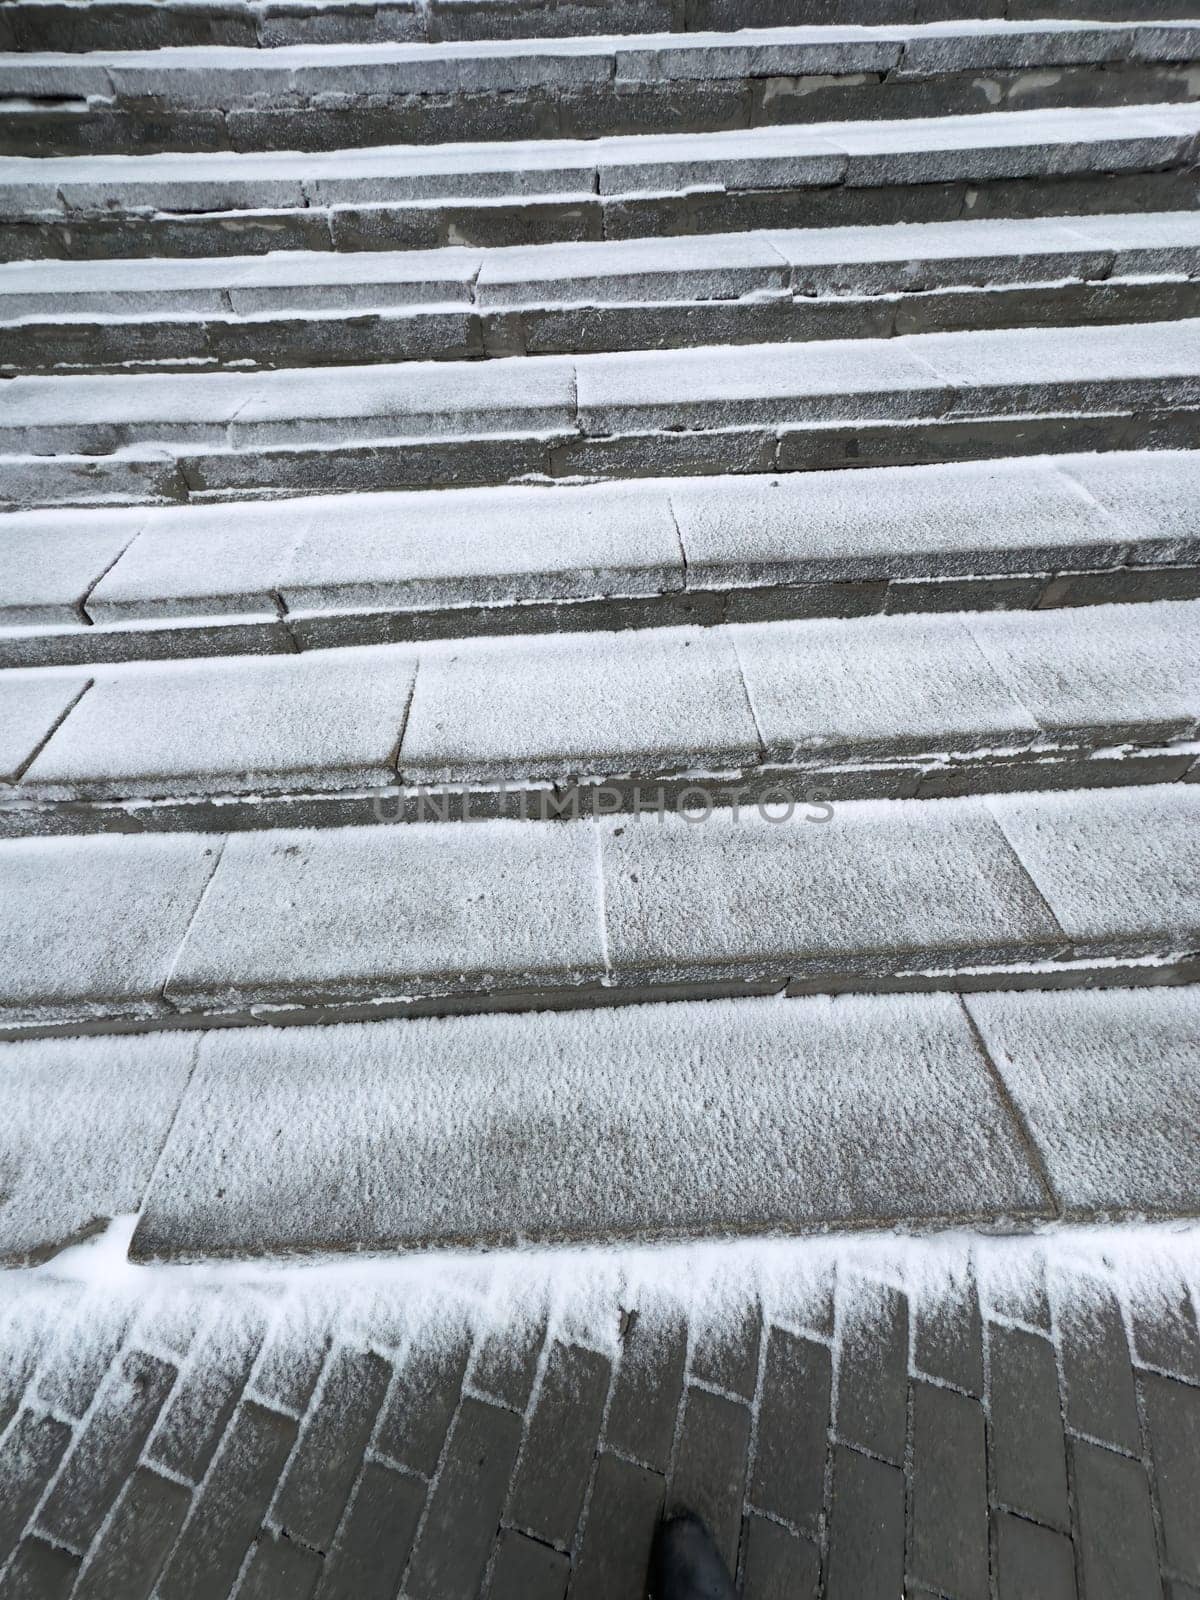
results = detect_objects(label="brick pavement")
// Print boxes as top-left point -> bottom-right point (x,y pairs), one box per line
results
1,1232 -> 1198,1600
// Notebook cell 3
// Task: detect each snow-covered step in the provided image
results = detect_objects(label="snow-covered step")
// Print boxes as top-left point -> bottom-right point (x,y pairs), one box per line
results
2,783 -> 1197,1039
9,211 -> 1200,375
6,451 -> 1200,668
108,982 -> 1198,1261
4,601 -> 1196,836
9,21 -> 1200,156
5,318 -> 1200,509
5,103 -> 1199,261
6,0 -> 1198,54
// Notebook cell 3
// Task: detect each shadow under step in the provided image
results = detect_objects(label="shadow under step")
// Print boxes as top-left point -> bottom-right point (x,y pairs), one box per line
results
1,782 -> 1197,1039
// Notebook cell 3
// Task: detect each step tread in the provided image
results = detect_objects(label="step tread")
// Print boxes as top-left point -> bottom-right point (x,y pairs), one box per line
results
93,980 -> 1200,1258
5,316 -> 1199,453
4,101 -> 1196,211
5,450 -> 1198,648
129,986 -> 1055,1260
5,211 -> 1200,323
1,782 -> 1196,1035
10,17 -> 1197,95
3,599 -> 1197,813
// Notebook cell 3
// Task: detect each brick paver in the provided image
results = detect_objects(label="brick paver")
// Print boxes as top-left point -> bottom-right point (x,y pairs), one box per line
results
0,1250 -> 1197,1599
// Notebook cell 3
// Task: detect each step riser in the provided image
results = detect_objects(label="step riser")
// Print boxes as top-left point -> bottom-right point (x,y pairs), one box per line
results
4,748 -> 1194,839
7,405 -> 1200,511
7,0 -> 1199,54
6,933 -> 1199,1045
7,564 -> 1200,670
9,276 -> 1200,378
11,61 -> 1200,159
8,168 -> 1198,263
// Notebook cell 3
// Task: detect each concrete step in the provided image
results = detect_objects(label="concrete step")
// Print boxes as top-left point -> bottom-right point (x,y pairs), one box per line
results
105,981 -> 1195,1260
4,317 -> 1200,508
3,600 -> 1196,836
6,0 -> 1198,54
7,211 -> 1200,375
4,103 -> 1198,261
8,21 -> 1200,156
5,450 -> 1199,668
7,982 -> 1198,1264
1,781 -> 1197,1039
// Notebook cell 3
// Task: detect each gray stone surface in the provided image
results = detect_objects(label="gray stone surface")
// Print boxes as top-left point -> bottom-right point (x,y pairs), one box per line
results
2,1539 -> 79,1600
130,990 -> 1048,1260
404,1397 -> 522,1600
749,1327 -> 830,1534
667,1385 -> 751,1574
0,674 -> 90,785
272,1347 -> 391,1552
835,1277 -> 909,1464
0,1029 -> 195,1265
147,1302 -> 269,1483
988,1323 -> 1070,1527
22,647 -> 416,799
740,1515 -> 819,1600
967,984 -> 1200,1217
400,626 -> 759,783
315,1459 -> 425,1600
599,795 -> 1064,988
487,1529 -> 569,1600
0,1410 -> 73,1570
909,1382 -> 989,1600
36,1348 -> 178,1551
1056,1273 -> 1142,1455
1071,1439 -> 1161,1600
825,1444 -> 905,1600
602,1309 -> 687,1473
2,1236 -> 1200,1598
163,815 -> 605,1014
72,1467 -> 192,1600
508,1341 -> 610,1549
993,1511 -> 1078,1600
988,782 -> 1200,953
0,508 -> 143,627
569,1453 -> 664,1600
374,1335 -> 470,1476
688,1303 -> 761,1402
1142,1372 -> 1200,1582
158,1401 -> 300,1600
0,832 -> 220,1030
912,1262 -> 983,1395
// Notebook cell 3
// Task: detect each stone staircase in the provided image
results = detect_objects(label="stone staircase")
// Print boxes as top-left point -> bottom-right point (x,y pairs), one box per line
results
1,0 -> 1199,1279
